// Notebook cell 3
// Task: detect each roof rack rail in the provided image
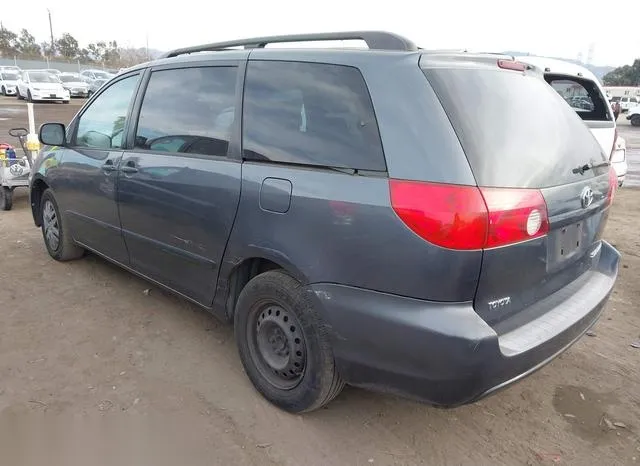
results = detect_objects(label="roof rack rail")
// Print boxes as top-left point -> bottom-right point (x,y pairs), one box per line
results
160,31 -> 417,58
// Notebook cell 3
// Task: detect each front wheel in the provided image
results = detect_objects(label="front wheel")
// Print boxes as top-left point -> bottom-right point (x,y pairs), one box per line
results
1,86 -> 5,96
235,270 -> 344,413
27,91 -> 33,103
631,115 -> 640,127
63,100 -> 70,104
40,189 -> 84,261
0,187 -> 13,211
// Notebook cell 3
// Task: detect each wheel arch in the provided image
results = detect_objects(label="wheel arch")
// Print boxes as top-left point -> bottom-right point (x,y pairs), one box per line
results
217,253 -> 308,322
30,176 -> 50,227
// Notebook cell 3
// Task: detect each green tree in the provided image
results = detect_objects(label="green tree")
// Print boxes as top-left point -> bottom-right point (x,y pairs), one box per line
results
603,59 -> 640,86
16,29 -> 41,57
56,33 -> 80,59
102,40 -> 120,66
0,26 -> 19,57
87,41 -> 106,61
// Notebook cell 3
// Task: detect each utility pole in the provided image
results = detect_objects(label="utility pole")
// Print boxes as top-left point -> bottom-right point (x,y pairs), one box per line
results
47,9 -> 54,56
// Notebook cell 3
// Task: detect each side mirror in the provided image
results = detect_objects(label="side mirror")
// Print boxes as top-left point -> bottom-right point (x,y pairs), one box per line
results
39,123 -> 66,147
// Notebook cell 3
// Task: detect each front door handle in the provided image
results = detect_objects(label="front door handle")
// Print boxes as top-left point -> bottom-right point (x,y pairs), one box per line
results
120,160 -> 138,174
101,160 -> 117,172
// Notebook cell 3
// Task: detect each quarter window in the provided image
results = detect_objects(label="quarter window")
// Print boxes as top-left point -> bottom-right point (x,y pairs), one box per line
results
134,66 -> 238,157
75,75 -> 139,149
242,60 -> 385,171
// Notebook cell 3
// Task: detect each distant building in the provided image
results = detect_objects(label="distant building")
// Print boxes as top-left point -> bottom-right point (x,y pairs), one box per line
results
604,86 -> 640,99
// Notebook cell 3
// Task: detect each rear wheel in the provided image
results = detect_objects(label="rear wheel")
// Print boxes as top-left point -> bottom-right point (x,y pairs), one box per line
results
234,270 -> 344,413
0,187 -> 13,211
1,86 -> 5,96
631,115 -> 640,127
40,189 -> 84,261
27,90 -> 33,103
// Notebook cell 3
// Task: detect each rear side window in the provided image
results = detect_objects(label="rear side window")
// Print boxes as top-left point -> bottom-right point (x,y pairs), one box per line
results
423,68 -> 607,188
545,75 -> 611,122
134,66 -> 237,157
242,60 -> 385,171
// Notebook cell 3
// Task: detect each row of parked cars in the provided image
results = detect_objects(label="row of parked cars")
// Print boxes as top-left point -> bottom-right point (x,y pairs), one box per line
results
0,65 -> 115,103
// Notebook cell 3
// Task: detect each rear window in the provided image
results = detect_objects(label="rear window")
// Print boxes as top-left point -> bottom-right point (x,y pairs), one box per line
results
545,75 -> 611,122
242,60 -> 386,171
423,68 -> 607,188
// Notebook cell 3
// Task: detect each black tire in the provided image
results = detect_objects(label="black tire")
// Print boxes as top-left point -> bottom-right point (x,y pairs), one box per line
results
27,90 -> 33,103
16,89 -> 21,100
40,189 -> 84,261
63,100 -> 70,104
631,115 -> 640,127
235,270 -> 344,413
1,86 -> 5,96
0,187 -> 12,211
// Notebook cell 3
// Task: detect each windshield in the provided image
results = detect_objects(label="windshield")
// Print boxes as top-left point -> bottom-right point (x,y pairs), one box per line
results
1,72 -> 19,81
60,75 -> 81,83
28,72 -> 60,83
423,67 -> 607,188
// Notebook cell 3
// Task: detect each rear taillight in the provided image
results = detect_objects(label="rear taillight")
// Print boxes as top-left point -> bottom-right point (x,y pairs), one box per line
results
389,180 -> 549,250
607,165 -> 617,205
479,188 -> 549,248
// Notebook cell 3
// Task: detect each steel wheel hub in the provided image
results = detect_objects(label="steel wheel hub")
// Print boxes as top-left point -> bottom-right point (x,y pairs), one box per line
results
254,304 -> 306,389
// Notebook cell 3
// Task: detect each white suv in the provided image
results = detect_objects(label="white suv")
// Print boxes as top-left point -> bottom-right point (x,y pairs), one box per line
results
517,56 -> 627,187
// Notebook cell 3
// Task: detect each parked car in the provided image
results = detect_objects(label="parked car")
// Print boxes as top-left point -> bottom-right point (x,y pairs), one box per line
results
0,65 -> 21,73
58,73 -> 89,98
79,69 -> 113,83
16,70 -> 70,103
627,105 -> 640,126
619,96 -> 639,112
0,71 -> 20,96
517,56 -> 628,187
31,32 -> 620,414
87,78 -> 108,96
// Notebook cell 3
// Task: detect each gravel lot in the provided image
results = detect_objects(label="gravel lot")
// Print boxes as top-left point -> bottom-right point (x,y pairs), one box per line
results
1,97 -> 639,465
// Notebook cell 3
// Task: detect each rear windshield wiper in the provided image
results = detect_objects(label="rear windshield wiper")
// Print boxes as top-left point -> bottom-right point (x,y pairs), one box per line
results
572,160 -> 610,175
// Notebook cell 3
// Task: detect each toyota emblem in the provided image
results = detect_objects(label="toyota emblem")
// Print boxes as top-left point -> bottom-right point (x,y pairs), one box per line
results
580,186 -> 594,209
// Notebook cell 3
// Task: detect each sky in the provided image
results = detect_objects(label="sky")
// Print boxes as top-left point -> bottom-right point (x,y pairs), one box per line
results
2,0 -> 640,66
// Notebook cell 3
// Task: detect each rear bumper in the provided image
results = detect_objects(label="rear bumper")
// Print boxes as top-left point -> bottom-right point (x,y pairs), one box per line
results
311,241 -> 619,406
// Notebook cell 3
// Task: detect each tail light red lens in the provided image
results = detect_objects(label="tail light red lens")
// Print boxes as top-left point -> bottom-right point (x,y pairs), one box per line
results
389,180 -> 488,250
389,180 -> 550,250
607,165 -> 617,205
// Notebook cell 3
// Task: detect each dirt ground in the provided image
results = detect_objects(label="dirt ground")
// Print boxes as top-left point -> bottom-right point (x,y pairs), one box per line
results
1,98 -> 639,465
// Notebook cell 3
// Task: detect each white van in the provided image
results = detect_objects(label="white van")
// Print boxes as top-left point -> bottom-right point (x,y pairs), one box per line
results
517,57 -> 627,186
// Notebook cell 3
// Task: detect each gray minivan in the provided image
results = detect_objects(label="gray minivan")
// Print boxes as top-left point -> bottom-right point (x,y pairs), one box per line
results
31,32 -> 620,413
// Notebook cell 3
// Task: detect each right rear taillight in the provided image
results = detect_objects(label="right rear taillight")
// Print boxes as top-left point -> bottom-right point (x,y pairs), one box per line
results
479,187 -> 549,248
389,180 -> 550,250
607,165 -> 617,205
